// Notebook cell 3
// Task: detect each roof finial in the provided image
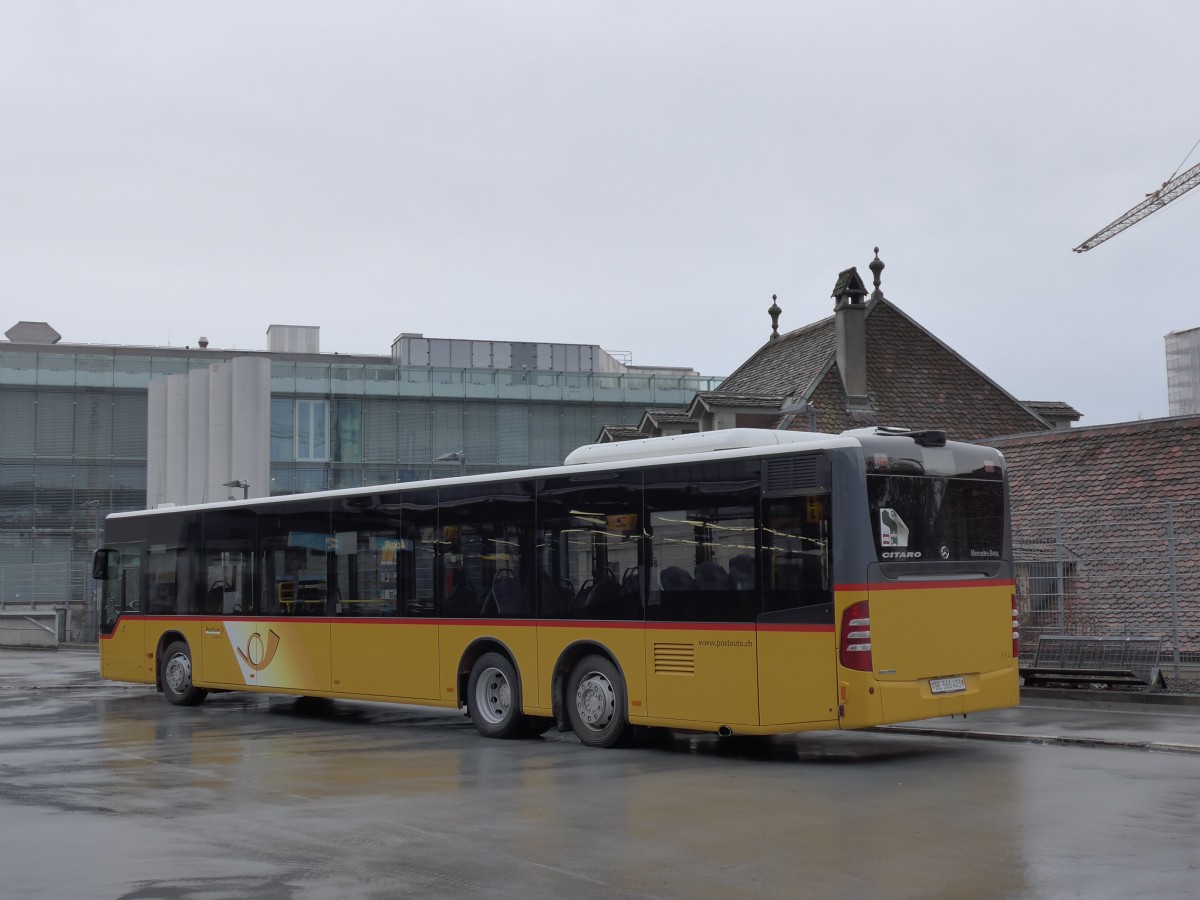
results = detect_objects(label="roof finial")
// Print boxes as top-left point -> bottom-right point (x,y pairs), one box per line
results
869,246 -> 885,301
768,294 -> 781,341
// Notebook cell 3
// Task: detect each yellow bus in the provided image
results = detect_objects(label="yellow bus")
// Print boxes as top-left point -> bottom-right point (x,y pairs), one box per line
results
92,427 -> 1019,747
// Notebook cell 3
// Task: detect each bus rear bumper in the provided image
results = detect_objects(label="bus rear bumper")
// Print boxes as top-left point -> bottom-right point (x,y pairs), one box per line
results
840,665 -> 1020,730
879,666 -> 1020,724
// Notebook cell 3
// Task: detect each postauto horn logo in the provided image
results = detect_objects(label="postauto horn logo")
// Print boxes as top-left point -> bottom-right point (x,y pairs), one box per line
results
236,629 -> 281,671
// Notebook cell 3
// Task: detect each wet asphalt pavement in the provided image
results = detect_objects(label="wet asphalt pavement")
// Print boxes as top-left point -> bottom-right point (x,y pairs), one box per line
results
2,648 -> 1199,900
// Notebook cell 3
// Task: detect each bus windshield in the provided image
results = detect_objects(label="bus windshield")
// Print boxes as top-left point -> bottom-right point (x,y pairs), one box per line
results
868,474 -> 1004,563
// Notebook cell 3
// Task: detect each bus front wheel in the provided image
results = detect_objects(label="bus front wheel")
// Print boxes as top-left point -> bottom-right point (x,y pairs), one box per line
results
161,641 -> 208,707
566,655 -> 629,748
467,652 -> 527,739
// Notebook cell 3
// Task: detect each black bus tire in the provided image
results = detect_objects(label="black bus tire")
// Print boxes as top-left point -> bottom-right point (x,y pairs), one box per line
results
161,641 -> 208,707
566,654 -> 629,748
467,652 -> 527,739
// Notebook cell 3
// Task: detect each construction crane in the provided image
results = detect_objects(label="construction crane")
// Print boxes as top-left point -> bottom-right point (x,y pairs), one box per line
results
1074,154 -> 1200,252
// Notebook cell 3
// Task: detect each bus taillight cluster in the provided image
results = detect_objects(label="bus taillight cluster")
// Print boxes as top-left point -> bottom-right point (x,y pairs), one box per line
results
839,601 -> 873,671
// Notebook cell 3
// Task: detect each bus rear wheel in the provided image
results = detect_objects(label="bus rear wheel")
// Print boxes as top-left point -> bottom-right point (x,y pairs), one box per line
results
467,652 -> 528,739
566,655 -> 629,748
161,641 -> 208,707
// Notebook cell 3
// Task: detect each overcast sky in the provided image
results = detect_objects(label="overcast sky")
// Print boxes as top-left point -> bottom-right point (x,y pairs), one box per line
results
3,2 -> 1198,427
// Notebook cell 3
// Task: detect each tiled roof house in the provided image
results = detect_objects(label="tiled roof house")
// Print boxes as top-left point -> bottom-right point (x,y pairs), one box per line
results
691,250 -> 1054,441
597,408 -> 703,443
598,250 -> 1062,443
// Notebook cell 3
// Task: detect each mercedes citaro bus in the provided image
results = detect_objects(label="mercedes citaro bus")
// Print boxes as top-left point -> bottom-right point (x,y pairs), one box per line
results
93,427 -> 1019,747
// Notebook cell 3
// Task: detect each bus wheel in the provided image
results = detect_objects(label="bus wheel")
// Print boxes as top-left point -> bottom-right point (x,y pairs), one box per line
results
566,655 -> 628,748
161,641 -> 208,707
467,653 -> 526,739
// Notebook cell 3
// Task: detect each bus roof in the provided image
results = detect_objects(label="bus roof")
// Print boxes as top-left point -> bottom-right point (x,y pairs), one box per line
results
111,427 -> 1003,521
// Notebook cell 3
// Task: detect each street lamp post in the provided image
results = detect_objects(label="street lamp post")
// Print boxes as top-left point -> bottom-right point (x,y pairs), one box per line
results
83,499 -> 102,638
222,479 -> 249,500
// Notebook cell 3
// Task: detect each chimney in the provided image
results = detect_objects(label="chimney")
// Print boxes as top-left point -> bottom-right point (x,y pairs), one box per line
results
831,265 -> 870,409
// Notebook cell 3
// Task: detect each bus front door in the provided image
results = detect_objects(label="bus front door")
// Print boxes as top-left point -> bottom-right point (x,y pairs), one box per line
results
99,546 -> 150,684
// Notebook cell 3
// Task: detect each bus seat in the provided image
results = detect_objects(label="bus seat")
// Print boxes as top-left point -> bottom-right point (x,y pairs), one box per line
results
573,579 -> 594,612
206,583 -> 225,615
620,566 -> 643,606
695,562 -> 733,591
583,571 -> 622,615
538,573 -> 562,617
488,570 -> 529,616
621,566 -> 641,594
442,569 -> 477,618
658,566 -> 697,620
729,554 -> 755,590
616,567 -> 643,618
660,566 -> 696,592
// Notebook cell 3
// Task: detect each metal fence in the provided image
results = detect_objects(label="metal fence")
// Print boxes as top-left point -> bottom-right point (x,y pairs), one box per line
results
1014,500 -> 1200,684
0,563 -> 99,644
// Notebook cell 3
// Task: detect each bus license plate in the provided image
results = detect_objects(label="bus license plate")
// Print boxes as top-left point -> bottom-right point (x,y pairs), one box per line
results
929,676 -> 966,694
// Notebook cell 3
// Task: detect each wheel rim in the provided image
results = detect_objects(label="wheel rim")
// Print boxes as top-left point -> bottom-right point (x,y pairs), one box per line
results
474,666 -> 512,726
165,652 -> 192,694
574,670 -> 616,731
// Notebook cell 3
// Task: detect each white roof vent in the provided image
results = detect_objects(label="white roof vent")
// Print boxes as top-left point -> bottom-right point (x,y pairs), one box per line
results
5,321 -> 62,344
267,324 -> 320,354
563,428 -> 853,466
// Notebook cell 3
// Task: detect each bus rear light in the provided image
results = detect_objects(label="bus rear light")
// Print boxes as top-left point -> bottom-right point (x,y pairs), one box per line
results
840,601 -> 872,671
1011,593 -> 1020,659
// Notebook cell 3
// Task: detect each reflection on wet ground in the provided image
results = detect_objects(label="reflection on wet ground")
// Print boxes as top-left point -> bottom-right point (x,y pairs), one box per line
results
3,650 -> 1200,900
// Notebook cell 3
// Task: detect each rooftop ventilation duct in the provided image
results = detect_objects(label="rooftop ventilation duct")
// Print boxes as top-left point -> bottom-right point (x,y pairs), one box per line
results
266,324 -> 320,354
5,321 -> 62,344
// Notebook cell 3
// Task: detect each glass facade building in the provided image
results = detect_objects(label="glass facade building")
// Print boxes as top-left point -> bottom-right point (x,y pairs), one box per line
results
0,338 -> 719,638
1167,326 -> 1200,417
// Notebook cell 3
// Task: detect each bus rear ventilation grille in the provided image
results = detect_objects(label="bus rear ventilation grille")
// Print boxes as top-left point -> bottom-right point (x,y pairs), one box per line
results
653,642 -> 695,675
763,456 -> 819,493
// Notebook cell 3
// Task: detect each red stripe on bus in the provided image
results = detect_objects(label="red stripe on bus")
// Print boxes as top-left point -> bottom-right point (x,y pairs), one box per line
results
836,579 -> 1015,592
105,614 -> 781,631
438,617 -> 563,628
646,621 -> 756,632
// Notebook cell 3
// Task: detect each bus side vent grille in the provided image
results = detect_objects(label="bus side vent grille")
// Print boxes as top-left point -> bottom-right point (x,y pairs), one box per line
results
763,455 -> 819,493
654,642 -> 695,675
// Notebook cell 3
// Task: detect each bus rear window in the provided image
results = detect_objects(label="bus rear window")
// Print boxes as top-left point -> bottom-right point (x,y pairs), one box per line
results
867,475 -> 1003,563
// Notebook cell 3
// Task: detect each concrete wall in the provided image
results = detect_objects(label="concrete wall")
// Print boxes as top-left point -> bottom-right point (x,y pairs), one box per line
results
146,357 -> 271,508
0,608 -> 64,648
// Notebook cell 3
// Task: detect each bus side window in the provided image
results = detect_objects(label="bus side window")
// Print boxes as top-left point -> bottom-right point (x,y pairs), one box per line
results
643,460 -> 761,624
145,548 -> 179,616
647,505 -> 757,623
257,502 -> 333,616
536,475 -> 644,622
203,510 -> 258,617
398,524 -> 438,617
762,497 -> 832,614
436,483 -> 536,620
